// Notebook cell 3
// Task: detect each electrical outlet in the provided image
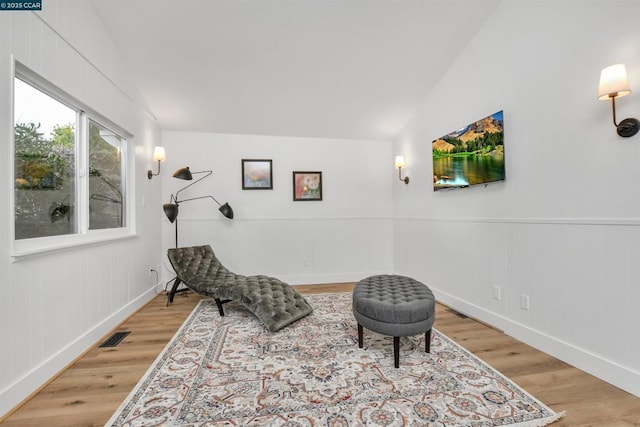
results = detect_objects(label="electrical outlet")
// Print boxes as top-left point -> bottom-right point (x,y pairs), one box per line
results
303,258 -> 311,267
520,294 -> 530,311
492,285 -> 501,301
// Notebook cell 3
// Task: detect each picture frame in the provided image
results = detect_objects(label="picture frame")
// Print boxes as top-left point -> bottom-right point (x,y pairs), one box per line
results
242,159 -> 273,190
292,171 -> 322,201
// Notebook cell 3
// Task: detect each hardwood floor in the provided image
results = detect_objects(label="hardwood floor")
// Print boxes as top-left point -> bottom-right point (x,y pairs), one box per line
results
2,282 -> 639,426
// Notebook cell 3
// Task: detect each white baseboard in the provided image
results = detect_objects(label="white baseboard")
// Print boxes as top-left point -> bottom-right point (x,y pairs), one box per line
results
0,287 -> 158,419
432,288 -> 640,398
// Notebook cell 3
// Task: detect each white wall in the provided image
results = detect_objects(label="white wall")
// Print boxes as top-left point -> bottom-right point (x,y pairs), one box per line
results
0,3 -> 162,417
393,0 -> 640,396
160,132 -> 394,285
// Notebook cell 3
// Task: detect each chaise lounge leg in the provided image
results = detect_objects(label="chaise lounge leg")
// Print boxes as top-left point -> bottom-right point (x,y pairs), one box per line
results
167,277 -> 182,305
214,298 -> 225,316
357,323 -> 363,348
425,329 -> 431,353
393,337 -> 400,368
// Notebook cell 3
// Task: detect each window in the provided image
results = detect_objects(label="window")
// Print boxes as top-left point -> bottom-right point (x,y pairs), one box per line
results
13,65 -> 131,254
14,79 -> 77,239
88,120 -> 126,230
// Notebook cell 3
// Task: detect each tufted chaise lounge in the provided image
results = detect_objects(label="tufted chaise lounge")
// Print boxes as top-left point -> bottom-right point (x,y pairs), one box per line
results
167,245 -> 313,332
352,274 -> 435,368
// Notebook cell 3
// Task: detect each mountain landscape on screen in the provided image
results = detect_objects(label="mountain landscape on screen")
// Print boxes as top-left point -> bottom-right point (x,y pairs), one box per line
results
432,110 -> 505,191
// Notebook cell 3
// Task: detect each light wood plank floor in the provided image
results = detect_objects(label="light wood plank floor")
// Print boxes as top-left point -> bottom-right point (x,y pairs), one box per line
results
2,283 -> 639,426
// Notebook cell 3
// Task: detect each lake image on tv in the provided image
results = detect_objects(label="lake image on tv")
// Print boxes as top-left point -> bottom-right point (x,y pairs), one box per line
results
432,110 -> 504,191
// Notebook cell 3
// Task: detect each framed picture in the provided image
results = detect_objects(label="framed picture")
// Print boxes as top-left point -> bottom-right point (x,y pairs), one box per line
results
292,171 -> 322,201
242,159 -> 273,189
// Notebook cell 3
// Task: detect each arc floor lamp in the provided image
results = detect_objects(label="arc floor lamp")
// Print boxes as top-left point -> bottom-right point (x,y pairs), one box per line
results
163,166 -> 234,248
163,166 -> 233,304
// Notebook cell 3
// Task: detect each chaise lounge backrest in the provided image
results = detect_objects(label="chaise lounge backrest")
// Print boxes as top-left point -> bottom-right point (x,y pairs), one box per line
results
167,245 -> 235,298
167,245 -> 313,332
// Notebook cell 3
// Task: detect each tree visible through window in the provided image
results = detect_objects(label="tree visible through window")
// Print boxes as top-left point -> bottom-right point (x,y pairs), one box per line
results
14,79 -> 76,240
13,72 -> 129,243
89,120 -> 125,230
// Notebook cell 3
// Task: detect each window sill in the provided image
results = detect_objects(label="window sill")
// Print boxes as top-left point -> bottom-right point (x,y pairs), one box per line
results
11,230 -> 138,261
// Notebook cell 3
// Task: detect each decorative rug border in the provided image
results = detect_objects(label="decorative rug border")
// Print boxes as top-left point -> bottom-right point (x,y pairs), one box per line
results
432,329 -> 565,426
106,298 -> 211,426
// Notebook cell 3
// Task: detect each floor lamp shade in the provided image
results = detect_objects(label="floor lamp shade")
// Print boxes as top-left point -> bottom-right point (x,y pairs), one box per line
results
164,201 -> 232,222
172,167 -> 193,180
219,202 -> 234,219
163,203 -> 179,223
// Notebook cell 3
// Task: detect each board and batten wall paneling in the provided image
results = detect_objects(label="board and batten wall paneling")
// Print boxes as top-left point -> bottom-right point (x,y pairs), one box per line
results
159,131 -> 395,286
0,3 -> 162,417
392,1 -> 640,397
394,218 -> 640,396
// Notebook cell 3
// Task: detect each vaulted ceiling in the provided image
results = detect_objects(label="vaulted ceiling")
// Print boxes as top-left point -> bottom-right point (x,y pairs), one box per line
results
91,0 -> 500,141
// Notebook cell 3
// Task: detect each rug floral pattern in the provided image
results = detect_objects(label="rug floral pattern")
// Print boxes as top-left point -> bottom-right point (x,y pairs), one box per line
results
107,293 -> 563,426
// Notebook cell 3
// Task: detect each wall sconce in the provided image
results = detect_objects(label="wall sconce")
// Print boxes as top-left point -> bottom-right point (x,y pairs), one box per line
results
598,64 -> 639,137
394,155 -> 409,184
147,146 -> 166,179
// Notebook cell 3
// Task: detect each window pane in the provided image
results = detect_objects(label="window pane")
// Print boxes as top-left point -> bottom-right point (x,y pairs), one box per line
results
88,120 -> 125,230
14,78 -> 76,240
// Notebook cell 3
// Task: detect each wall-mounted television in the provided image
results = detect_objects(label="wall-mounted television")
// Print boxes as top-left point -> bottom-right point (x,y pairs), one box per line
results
432,110 -> 504,191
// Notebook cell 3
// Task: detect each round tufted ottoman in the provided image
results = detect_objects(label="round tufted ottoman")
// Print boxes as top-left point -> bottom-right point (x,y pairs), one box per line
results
352,274 -> 435,368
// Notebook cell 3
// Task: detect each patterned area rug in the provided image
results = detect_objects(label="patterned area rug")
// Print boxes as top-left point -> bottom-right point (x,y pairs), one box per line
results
107,293 -> 564,426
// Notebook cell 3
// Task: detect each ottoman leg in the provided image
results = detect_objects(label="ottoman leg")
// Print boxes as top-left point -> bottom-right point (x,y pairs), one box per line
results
357,323 -> 363,348
393,337 -> 400,368
425,329 -> 431,353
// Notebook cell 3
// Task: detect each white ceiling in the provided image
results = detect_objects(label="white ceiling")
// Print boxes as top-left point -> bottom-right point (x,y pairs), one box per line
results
90,0 -> 500,141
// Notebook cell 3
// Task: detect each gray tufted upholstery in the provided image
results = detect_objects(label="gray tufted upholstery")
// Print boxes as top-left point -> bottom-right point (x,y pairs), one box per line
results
353,275 -> 435,367
167,245 -> 313,332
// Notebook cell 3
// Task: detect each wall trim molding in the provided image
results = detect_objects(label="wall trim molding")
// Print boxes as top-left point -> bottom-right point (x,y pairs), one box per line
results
172,216 -> 639,226
432,287 -> 640,398
394,216 -> 640,226
177,216 -> 395,223
0,287 -> 157,419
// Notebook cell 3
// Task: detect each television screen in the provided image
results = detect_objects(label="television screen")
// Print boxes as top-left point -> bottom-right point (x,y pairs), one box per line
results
432,110 -> 504,191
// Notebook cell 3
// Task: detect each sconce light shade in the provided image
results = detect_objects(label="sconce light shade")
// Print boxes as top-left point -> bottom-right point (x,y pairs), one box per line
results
172,166 -> 193,180
147,146 -> 166,179
163,203 -> 179,223
598,64 -> 639,137
219,202 -> 234,219
152,146 -> 166,162
598,64 -> 631,99
395,155 -> 409,184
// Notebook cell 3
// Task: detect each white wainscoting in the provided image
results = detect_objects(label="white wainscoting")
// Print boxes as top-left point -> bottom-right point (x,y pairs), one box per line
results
394,217 -> 640,397
161,216 -> 395,286
0,2 -> 162,417
0,241 -> 161,417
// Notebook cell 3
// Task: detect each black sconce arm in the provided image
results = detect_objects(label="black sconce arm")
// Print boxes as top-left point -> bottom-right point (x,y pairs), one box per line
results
610,96 -> 640,136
